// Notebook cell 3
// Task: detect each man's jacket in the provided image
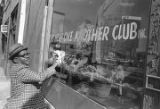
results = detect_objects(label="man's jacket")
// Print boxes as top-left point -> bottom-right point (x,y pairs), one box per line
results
4,63 -> 53,109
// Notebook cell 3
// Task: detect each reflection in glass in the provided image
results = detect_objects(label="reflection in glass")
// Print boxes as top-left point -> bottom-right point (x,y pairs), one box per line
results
48,0 -> 151,109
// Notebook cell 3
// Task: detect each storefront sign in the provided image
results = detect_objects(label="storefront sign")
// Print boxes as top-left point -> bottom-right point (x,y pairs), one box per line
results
1,25 -> 8,33
51,21 -> 146,43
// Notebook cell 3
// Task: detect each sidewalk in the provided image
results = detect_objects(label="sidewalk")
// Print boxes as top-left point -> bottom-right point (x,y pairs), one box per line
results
0,66 -> 10,109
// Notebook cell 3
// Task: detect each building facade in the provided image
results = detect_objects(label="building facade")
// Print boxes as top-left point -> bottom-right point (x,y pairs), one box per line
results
1,0 -> 160,109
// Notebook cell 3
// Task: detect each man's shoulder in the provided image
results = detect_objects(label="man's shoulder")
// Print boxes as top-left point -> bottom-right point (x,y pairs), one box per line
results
11,63 -> 30,71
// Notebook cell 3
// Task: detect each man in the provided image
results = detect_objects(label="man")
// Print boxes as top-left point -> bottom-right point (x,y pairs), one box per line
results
4,43 -> 57,109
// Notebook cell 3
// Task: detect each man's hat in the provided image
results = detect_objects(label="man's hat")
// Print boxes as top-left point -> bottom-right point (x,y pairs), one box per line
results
9,43 -> 28,60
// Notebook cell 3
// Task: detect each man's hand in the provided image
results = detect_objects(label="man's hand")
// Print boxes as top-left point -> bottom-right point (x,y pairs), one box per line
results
46,57 -> 57,67
47,63 -> 58,74
44,63 -> 58,81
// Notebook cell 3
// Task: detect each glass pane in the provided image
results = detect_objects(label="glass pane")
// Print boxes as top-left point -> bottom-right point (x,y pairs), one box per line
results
49,0 -> 151,109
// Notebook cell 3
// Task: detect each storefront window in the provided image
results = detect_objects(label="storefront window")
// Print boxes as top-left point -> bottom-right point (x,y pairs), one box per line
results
49,0 -> 151,109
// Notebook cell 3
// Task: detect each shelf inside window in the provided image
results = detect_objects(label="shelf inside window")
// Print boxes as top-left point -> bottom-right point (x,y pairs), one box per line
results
146,75 -> 160,79
146,86 -> 160,92
146,75 -> 160,92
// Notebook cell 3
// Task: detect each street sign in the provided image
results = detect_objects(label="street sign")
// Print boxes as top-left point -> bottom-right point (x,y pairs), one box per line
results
1,25 -> 8,33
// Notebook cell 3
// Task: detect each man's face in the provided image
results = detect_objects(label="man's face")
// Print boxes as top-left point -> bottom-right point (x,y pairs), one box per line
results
18,50 -> 31,66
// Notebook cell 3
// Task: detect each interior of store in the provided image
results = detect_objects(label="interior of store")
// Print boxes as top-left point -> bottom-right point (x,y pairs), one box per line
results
48,0 -> 152,109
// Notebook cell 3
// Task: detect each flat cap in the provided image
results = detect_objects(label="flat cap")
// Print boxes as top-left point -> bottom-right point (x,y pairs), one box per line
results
9,43 -> 27,60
